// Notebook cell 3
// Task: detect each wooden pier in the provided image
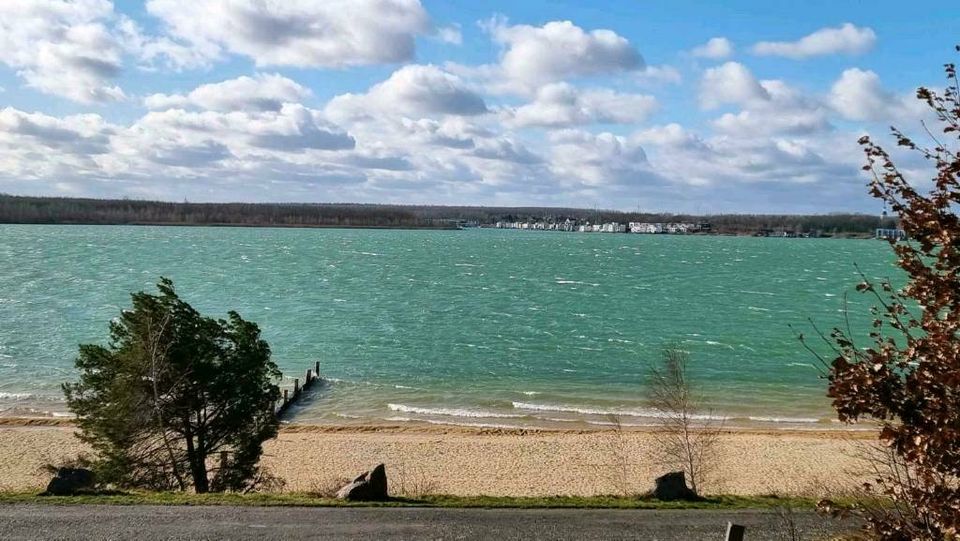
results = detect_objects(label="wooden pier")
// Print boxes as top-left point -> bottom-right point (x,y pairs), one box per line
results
275,360 -> 322,418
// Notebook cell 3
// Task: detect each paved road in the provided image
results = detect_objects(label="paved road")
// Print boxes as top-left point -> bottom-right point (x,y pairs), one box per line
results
0,505 -> 856,540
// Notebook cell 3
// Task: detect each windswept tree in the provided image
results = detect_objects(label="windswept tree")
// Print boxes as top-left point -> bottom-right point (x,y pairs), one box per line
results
63,278 -> 281,493
647,346 -> 721,496
815,49 -> 960,539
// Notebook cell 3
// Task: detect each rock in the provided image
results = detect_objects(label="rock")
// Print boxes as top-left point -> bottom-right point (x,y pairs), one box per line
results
335,464 -> 388,501
43,468 -> 96,496
652,471 -> 698,501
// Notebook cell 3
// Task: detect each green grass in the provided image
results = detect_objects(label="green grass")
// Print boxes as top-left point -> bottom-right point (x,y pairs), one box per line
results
0,491 -> 825,510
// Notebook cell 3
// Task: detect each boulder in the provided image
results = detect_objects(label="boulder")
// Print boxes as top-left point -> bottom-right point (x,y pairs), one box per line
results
335,464 -> 388,501
43,468 -> 96,496
652,471 -> 698,501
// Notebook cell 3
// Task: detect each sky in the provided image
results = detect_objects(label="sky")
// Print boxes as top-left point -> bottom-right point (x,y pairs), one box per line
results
0,1 -> 956,213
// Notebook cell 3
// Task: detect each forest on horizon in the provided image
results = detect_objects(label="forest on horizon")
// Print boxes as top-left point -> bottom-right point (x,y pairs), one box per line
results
0,194 -> 894,235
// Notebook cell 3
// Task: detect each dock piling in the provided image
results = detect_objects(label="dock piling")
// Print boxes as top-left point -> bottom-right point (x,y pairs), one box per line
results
275,361 -> 322,418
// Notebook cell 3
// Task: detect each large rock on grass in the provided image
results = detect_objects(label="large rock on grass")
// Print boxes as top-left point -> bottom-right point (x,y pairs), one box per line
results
652,471 -> 698,501
336,464 -> 388,501
43,468 -> 96,496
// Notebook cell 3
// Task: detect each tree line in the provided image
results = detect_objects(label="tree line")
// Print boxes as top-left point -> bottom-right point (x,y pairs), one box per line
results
0,194 -> 892,234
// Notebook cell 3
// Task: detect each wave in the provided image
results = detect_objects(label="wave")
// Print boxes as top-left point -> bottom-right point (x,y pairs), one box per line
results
555,280 -> 599,286
388,403 -> 525,419
384,416 -> 522,430
0,392 -> 36,400
0,392 -> 64,401
511,401 -> 726,421
747,415 -> 821,424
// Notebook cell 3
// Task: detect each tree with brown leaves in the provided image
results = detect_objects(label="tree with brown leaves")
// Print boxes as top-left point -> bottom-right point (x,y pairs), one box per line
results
816,47 -> 960,540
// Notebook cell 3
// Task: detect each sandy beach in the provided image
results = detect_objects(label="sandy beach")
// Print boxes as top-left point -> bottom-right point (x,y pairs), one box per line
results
0,420 -> 874,497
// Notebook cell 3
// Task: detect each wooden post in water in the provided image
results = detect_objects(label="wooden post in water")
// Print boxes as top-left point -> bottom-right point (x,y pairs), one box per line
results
283,388 -> 289,404
294,378 -> 299,395
315,361 -> 320,378
306,368 -> 312,384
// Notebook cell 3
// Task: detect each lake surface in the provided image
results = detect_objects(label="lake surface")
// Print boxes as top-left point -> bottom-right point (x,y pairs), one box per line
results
0,225 -> 898,428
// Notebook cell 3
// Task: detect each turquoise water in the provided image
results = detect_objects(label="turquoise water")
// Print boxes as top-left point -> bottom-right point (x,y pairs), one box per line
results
0,225 -> 898,428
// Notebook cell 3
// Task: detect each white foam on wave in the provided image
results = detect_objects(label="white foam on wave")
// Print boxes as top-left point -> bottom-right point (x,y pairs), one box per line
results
385,416 -> 522,430
511,401 -> 726,421
388,403 -> 525,419
747,415 -> 821,424
555,279 -> 600,287
0,392 -> 33,400
786,362 -> 817,370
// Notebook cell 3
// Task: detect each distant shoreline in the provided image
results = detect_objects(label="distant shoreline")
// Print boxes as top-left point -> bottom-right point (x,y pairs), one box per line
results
1,194 -> 894,236
0,221 -> 459,230
0,222 -> 877,238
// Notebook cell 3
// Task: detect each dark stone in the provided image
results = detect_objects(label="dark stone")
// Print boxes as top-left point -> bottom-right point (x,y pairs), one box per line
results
652,471 -> 698,501
336,464 -> 388,501
43,468 -> 96,496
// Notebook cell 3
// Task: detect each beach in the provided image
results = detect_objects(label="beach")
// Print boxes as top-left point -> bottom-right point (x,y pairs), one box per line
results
0,421 -> 874,497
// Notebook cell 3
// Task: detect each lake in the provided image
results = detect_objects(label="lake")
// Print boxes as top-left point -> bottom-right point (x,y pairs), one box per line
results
0,225 -> 898,428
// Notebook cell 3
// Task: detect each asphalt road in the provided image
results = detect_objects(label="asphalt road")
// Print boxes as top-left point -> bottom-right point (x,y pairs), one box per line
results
0,505 -> 857,540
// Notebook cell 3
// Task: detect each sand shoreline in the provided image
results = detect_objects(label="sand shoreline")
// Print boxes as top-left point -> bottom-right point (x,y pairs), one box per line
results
0,420 -> 875,497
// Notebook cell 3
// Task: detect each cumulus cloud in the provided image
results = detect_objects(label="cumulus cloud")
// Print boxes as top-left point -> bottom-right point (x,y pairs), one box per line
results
145,73 -> 311,112
502,83 -> 658,128
132,104 -> 355,155
0,6 -> 891,211
145,0 -> 431,68
827,68 -> 921,123
326,65 -> 488,121
483,17 -> 644,92
0,0 -> 126,103
636,65 -> 683,85
691,37 -> 734,59
752,23 -> 876,59
436,24 -> 463,45
0,107 -> 114,155
712,80 -> 831,135
548,129 -> 652,188
699,62 -> 770,109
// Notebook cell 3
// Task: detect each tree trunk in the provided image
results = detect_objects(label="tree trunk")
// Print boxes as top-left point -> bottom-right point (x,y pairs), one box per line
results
183,423 -> 209,493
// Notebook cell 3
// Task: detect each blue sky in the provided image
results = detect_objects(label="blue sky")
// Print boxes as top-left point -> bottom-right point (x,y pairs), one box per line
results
0,0 -> 955,212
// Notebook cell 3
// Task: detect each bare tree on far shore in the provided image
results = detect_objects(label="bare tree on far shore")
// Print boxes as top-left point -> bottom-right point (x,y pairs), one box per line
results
647,346 -> 722,496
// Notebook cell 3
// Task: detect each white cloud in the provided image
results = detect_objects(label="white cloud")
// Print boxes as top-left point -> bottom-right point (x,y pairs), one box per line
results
0,107 -> 114,155
752,23 -> 876,59
502,83 -> 657,128
548,129 -> 651,188
636,65 -> 683,85
115,16 -> 213,71
712,80 -> 831,135
326,65 -> 488,121
691,37 -> 733,59
827,68 -> 920,123
145,0 -> 431,68
483,17 -> 643,92
0,0 -> 126,103
130,104 -> 355,156
145,73 -> 311,112
436,24 -> 463,45
699,62 -> 769,109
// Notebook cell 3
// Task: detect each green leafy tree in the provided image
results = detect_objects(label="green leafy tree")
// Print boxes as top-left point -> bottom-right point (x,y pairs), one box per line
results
63,278 -> 281,493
